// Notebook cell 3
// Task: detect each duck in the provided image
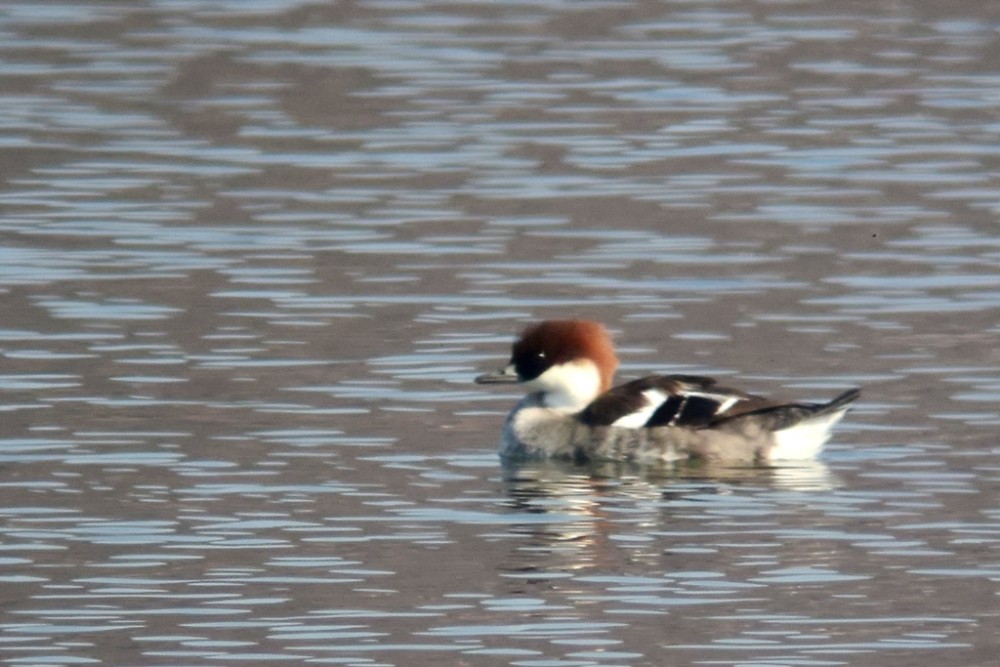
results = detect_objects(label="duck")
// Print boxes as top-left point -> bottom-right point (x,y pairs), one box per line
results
475,320 -> 859,464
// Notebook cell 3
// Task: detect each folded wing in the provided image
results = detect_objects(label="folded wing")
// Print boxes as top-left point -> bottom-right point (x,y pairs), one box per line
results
578,375 -> 772,429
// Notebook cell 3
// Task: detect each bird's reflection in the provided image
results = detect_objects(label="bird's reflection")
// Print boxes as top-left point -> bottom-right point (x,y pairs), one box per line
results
502,458 -> 836,505
496,458 -> 837,577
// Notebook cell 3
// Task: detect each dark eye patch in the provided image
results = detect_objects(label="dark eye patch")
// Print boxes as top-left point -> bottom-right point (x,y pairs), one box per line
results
514,350 -> 549,381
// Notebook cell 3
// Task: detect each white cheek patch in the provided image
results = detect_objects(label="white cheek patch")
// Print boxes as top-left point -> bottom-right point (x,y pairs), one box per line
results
612,389 -> 669,428
530,359 -> 603,412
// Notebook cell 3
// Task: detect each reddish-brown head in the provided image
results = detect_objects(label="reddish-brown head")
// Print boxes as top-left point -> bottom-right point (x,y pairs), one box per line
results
510,320 -> 618,392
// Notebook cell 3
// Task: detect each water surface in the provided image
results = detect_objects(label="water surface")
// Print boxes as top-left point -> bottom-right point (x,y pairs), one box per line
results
1,0 -> 999,665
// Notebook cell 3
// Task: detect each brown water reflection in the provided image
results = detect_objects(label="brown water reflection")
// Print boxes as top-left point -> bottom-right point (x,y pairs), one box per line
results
1,0 -> 1000,665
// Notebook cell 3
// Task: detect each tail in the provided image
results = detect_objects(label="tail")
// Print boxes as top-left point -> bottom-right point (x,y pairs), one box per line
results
815,388 -> 861,415
768,388 -> 860,461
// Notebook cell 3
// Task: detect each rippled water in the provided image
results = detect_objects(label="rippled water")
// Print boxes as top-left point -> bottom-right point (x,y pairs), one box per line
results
1,1 -> 999,665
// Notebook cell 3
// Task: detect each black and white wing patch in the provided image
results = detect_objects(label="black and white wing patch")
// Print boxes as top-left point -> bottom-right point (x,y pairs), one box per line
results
578,375 -> 764,429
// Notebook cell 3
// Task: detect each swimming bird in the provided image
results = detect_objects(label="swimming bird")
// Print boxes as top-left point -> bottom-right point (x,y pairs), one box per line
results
476,320 -> 859,463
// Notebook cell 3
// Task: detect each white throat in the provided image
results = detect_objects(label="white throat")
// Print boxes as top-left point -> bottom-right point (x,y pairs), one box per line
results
524,358 -> 603,412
